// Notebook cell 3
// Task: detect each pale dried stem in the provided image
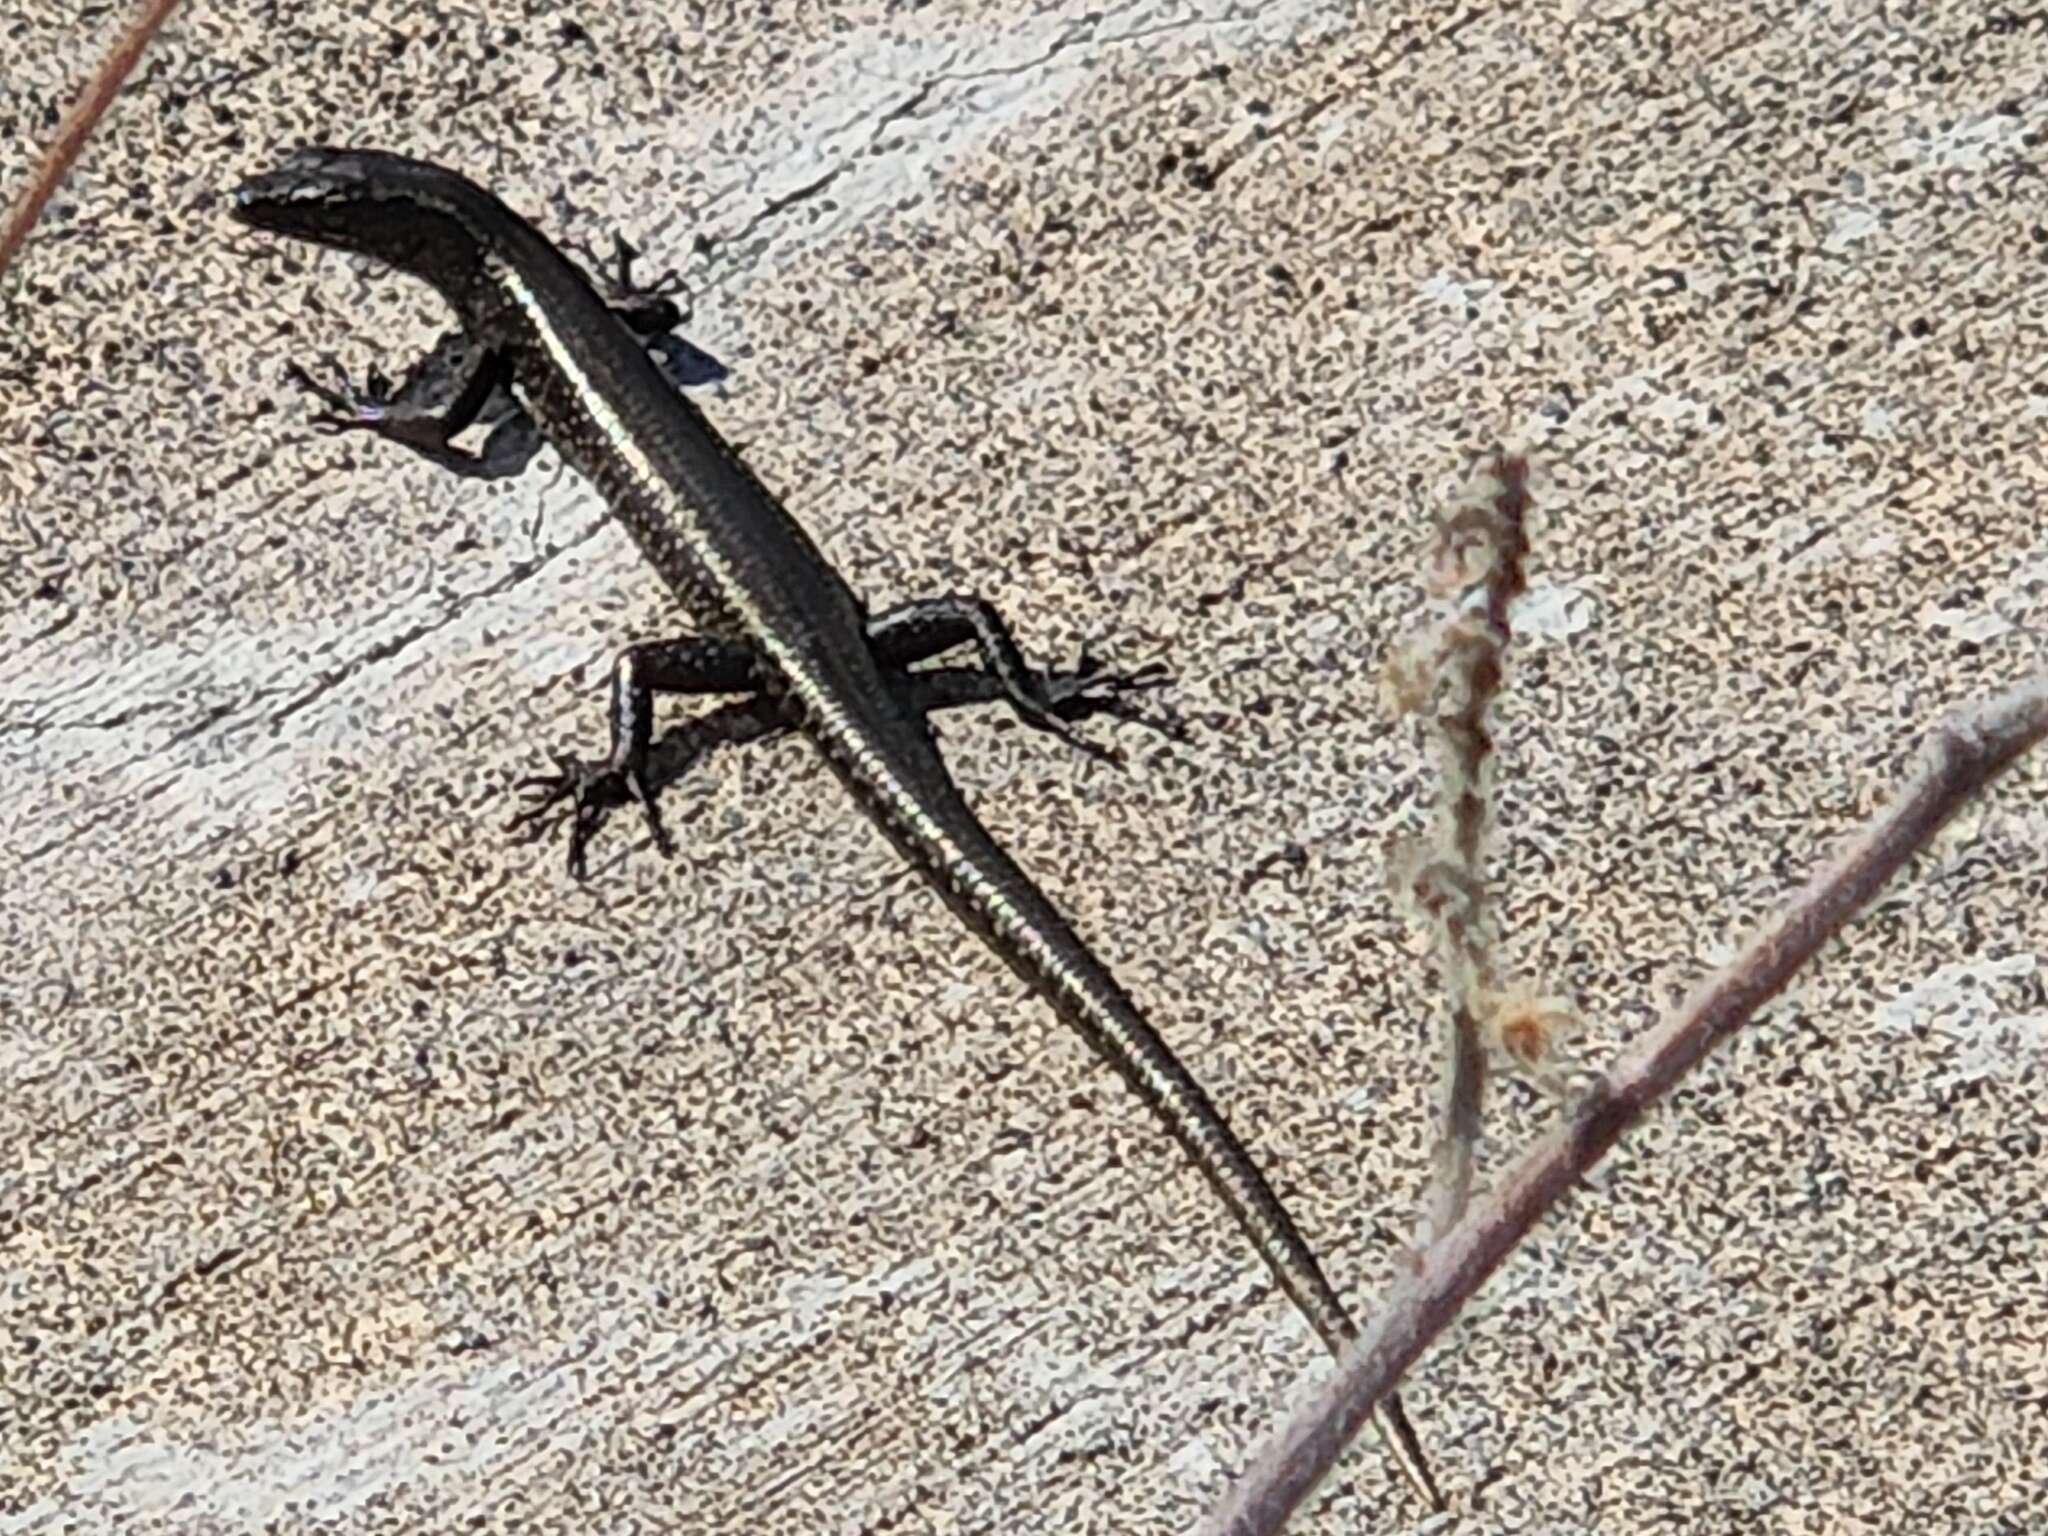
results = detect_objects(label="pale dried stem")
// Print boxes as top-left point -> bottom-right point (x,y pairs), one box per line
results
1416,455 -> 1530,1245
1204,671 -> 2048,1536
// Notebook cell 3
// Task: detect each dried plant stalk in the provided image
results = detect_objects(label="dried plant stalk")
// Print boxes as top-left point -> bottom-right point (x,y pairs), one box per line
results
1398,454 -> 1531,1244
1205,671 -> 2048,1535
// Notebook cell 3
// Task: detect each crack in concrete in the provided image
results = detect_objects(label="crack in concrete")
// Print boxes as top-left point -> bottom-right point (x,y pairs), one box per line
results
262,515 -> 603,734
710,2 -> 1274,264
721,163 -> 854,254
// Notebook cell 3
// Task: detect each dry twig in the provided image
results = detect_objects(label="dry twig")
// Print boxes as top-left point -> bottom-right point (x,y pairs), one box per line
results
0,0 -> 185,283
1203,671 -> 2048,1535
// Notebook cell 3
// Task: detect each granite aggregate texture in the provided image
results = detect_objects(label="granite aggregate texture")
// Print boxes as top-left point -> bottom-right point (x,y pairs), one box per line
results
2,2 -> 2043,1532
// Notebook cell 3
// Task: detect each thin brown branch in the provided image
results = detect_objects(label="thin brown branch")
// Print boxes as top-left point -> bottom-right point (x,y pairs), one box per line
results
0,0 -> 186,284
1203,671 -> 2048,1535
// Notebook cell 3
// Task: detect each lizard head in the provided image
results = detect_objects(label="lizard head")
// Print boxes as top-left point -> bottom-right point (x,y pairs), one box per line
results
231,147 -> 499,304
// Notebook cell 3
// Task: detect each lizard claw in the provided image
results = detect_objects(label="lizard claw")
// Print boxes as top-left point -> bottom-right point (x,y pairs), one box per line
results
1041,656 -> 1185,745
285,358 -> 392,434
606,233 -> 688,303
1038,713 -> 1127,769
504,752 -> 672,880
568,233 -> 690,309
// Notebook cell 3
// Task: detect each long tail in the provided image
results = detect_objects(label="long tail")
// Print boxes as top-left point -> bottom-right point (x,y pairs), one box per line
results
822,722 -> 1444,1508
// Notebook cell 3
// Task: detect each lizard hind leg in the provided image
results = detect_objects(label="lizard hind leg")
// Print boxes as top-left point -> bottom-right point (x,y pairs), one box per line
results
507,635 -> 769,878
866,593 -> 1163,766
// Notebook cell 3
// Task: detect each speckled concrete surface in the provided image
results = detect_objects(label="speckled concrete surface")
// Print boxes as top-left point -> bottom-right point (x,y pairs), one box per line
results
2,3 -> 2044,1532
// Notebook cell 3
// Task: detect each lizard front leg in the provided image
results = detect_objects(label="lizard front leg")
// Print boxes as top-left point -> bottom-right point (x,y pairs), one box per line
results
285,233 -> 726,479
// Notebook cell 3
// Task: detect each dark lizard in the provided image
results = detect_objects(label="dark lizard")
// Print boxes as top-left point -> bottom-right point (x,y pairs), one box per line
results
231,147 -> 1441,1508
281,231 -> 1173,796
